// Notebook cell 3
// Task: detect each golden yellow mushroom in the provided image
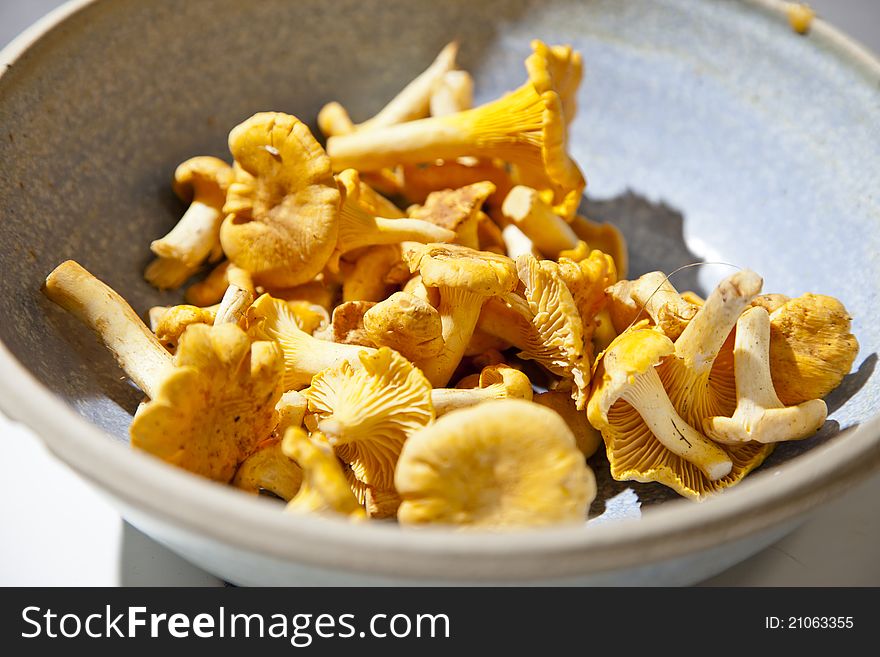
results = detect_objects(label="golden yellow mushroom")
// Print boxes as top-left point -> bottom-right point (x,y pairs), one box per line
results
568,214 -> 628,278
247,293 -> 375,390
704,307 -> 827,444
768,293 -> 859,405
232,437 -> 304,501
327,40 -> 585,220
321,300 -> 378,347
395,400 -> 595,528
184,260 -> 254,307
404,243 -> 518,386
501,185 -> 579,258
606,271 -> 699,339
151,304 -> 216,353
587,325 -> 739,498
407,181 -> 496,250
362,291 -> 445,362
491,255 -> 593,408
44,260 -> 285,483
220,112 -> 340,287
145,156 -> 234,289
341,245 -> 406,303
331,168 -> 455,268
305,348 -> 434,491
282,428 -> 365,518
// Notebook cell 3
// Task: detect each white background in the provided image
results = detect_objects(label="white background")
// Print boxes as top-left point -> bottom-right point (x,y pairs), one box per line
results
1,0 -> 878,586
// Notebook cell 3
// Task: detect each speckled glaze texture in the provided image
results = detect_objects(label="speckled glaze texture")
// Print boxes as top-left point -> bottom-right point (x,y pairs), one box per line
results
0,0 -> 878,582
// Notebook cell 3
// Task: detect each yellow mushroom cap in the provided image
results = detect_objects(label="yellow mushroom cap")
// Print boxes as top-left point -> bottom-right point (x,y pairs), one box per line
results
130,323 -> 285,482
407,181 -> 496,249
152,304 -> 216,352
769,294 -> 859,405
526,40 -> 582,127
305,347 -> 435,490
220,112 -> 340,288
591,327 -> 675,416
171,156 -> 234,207
395,399 -> 595,528
232,437 -> 303,501
406,243 -> 517,297
362,291 -> 444,360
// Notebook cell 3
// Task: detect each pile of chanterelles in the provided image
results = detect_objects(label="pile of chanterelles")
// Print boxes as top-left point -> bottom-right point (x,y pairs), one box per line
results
44,40 -> 857,528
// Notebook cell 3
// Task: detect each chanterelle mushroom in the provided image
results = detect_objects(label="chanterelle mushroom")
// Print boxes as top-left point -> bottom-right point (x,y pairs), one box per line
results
282,428 -> 365,518
599,270 -> 775,497
247,294 -> 375,390
45,261 -> 174,398
327,40 -> 585,220
569,214 -> 628,278
220,112 -> 340,288
362,291 -> 444,362
767,294 -> 859,405
704,307 -> 827,444
331,169 -> 455,267
317,41 -> 459,136
505,254 -> 594,408
304,348 -> 434,491
44,260 -> 285,482
152,304 -> 216,353
431,364 -> 533,416
404,243 -> 518,386
606,271 -> 699,339
145,156 -> 234,290
501,185 -> 578,258
395,400 -> 595,527
406,181 -> 496,250
587,326 -> 735,496
232,436 -> 303,501
130,322 -> 284,482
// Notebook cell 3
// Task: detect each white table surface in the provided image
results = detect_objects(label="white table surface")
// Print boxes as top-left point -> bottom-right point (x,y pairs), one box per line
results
1,0 -> 879,587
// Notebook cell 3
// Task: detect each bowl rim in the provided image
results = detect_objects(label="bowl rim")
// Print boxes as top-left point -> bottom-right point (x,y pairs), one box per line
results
1,0 -> 879,581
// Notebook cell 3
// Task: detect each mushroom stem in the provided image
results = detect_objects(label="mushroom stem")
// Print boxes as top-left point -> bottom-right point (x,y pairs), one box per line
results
335,203 -> 455,261
213,284 -> 254,326
424,287 -> 484,386
430,70 -> 474,117
430,385 -> 507,416
360,41 -> 459,130
631,272 -> 698,336
150,201 -> 222,265
674,270 -> 762,374
327,84 -> 544,171
619,366 -> 733,481
704,307 -> 827,444
501,224 -> 541,259
44,261 -> 172,399
502,185 -> 578,257
249,295 -> 375,390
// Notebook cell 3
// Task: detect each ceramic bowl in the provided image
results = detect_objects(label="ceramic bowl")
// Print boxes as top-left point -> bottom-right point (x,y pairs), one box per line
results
1,0 -> 878,585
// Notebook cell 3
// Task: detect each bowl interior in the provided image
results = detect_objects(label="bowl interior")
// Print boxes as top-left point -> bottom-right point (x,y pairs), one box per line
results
1,0 -> 878,516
